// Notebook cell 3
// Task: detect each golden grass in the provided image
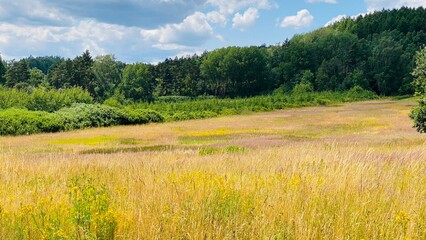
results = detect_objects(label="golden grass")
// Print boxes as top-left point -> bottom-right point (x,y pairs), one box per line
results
0,99 -> 425,239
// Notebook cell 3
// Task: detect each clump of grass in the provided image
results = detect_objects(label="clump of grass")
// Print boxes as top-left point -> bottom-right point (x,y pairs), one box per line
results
199,145 -> 247,156
68,175 -> 117,240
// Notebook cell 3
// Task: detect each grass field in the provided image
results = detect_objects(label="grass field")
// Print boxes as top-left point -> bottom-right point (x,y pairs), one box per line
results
0,98 -> 425,239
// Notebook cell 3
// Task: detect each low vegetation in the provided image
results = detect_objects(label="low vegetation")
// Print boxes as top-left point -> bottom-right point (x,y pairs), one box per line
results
0,98 -> 424,239
0,87 -> 377,135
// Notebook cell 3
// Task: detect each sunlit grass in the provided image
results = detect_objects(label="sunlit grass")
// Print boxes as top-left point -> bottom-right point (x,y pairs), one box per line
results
49,136 -> 117,145
0,99 -> 425,239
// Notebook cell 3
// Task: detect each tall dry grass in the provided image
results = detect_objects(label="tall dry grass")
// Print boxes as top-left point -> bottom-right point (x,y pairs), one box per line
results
0,99 -> 425,239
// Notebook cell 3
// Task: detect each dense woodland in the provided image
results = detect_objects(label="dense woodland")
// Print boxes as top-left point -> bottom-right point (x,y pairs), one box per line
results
0,7 -> 425,134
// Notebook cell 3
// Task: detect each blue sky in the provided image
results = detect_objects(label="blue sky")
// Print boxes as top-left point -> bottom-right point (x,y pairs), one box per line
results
0,0 -> 425,63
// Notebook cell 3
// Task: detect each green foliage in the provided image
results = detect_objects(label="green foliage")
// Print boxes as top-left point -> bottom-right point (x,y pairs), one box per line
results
27,56 -> 63,74
0,87 -> 93,112
134,90 -> 377,121
292,82 -> 314,95
0,55 -> 6,85
54,104 -> 127,131
53,103 -> 163,132
411,46 -> 426,133
345,86 -> 378,100
27,87 -> 93,112
92,55 -> 125,102
68,176 -> 117,239
121,108 -> 164,124
156,96 -> 192,103
29,68 -> 45,87
47,59 -> 74,89
5,59 -> 30,88
412,46 -> 426,95
0,90 -> 376,136
410,99 -> 426,133
0,108 -> 61,135
201,46 -> 271,97
118,63 -> 155,102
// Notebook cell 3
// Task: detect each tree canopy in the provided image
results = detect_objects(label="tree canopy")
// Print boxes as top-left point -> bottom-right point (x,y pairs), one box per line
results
2,7 -> 426,102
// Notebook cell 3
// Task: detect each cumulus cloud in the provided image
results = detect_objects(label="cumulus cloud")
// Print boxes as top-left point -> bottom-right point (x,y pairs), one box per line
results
280,9 -> 314,29
306,0 -> 337,3
365,0 -> 426,11
206,0 -> 275,15
0,0 -> 279,62
140,12 -> 217,50
324,14 -> 347,26
0,0 -> 74,25
0,20 -> 144,61
206,11 -> 228,26
232,8 -> 259,31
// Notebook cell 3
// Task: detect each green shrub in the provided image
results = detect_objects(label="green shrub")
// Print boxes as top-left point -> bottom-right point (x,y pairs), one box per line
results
0,108 -> 62,135
27,87 -> 93,112
54,104 -> 165,131
0,87 -> 93,112
53,104 -> 127,131
410,98 -> 426,133
345,86 -> 378,100
121,108 -> 164,124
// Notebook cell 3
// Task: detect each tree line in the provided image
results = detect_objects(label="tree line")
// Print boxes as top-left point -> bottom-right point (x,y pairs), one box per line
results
1,7 -> 426,103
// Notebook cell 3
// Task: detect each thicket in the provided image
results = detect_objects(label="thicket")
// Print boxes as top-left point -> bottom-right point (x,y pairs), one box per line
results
0,109 -> 62,135
0,87 -> 93,112
126,87 -> 377,121
0,104 -> 164,135
0,88 -> 376,136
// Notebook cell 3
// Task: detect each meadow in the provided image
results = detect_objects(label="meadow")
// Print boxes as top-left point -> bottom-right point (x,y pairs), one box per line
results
0,98 -> 425,239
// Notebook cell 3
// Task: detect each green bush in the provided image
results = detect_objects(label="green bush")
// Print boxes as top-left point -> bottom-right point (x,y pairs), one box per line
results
53,104 -> 128,131
0,108 -> 62,135
54,104 -> 164,131
27,87 -> 93,112
345,86 -> 378,100
410,98 -> 426,133
121,108 -> 164,124
0,87 -> 93,112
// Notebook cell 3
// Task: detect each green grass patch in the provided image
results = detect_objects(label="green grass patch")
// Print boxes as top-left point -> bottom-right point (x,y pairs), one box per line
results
199,146 -> 247,156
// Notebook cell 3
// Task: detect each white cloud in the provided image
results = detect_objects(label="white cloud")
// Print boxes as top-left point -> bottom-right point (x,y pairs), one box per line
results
206,11 -> 228,26
0,0 -> 74,25
140,12 -> 216,49
306,0 -> 337,3
324,14 -> 347,26
232,8 -> 259,31
0,0 -> 280,62
206,0 -> 275,15
280,9 -> 314,29
0,20 -> 143,60
365,0 -> 426,11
